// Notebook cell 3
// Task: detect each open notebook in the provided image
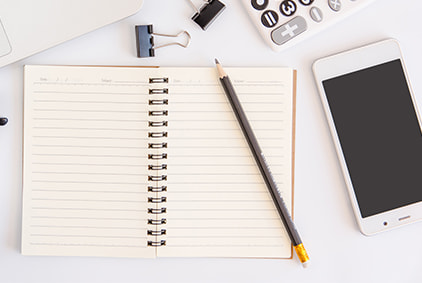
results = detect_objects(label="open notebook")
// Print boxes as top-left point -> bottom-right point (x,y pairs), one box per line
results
22,65 -> 296,258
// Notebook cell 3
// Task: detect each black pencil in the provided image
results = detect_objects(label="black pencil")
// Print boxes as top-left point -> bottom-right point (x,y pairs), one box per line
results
215,59 -> 309,267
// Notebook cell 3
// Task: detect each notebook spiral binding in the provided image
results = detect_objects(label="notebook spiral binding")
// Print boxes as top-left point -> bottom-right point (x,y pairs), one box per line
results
147,77 -> 169,247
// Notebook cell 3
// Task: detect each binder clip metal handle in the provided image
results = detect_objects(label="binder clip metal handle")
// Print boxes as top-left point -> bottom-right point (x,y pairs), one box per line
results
153,30 -> 191,50
188,0 -> 226,30
135,25 -> 191,58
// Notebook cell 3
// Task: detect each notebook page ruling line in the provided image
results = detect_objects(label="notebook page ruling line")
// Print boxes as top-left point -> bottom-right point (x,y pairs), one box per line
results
22,65 -> 156,257
157,67 -> 294,258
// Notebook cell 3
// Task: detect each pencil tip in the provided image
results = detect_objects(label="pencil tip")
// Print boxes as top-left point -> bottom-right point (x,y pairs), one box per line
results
215,58 -> 220,65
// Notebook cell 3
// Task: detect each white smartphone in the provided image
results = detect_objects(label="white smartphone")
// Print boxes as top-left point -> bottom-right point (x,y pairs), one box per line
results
313,39 -> 422,235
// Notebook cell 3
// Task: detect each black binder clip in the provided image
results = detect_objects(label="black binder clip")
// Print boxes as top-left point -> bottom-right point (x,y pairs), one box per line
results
189,0 -> 226,30
0,116 -> 8,126
135,25 -> 191,58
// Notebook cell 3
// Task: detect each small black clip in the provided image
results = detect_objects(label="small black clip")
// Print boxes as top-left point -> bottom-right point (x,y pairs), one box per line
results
135,24 -> 191,58
0,117 -> 8,126
189,0 -> 226,30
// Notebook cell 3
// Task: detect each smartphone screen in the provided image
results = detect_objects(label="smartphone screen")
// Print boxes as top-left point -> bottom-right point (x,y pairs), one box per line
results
322,59 -> 422,218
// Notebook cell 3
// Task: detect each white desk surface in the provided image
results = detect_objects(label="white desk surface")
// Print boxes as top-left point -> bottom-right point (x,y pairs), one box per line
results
1,1 -> 421,282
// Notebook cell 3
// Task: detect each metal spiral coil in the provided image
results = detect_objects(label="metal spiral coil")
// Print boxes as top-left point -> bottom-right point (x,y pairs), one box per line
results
147,240 -> 166,247
147,77 -> 169,248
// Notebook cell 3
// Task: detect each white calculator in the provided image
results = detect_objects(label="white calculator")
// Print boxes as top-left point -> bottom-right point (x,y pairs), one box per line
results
242,0 -> 377,52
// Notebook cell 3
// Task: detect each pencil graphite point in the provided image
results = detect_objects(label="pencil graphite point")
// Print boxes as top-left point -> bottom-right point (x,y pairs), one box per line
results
215,58 -> 226,78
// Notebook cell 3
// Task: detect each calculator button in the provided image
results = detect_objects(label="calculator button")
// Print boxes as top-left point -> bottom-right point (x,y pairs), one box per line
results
328,0 -> 342,12
271,16 -> 307,45
310,7 -> 323,22
280,0 -> 297,17
251,0 -> 269,10
299,0 -> 314,6
261,10 -> 279,28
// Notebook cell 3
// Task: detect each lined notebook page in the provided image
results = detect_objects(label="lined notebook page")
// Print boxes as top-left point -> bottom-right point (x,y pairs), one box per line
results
159,67 -> 295,258
22,66 -> 155,258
